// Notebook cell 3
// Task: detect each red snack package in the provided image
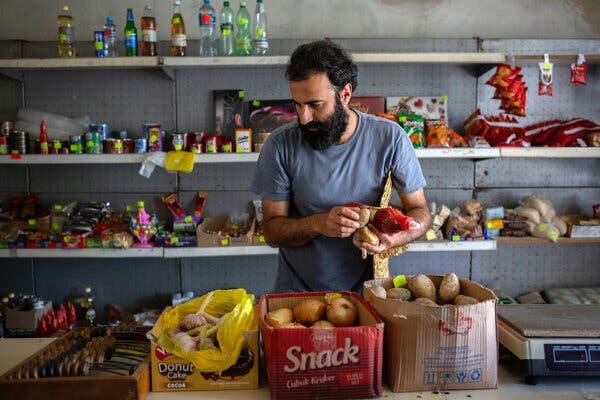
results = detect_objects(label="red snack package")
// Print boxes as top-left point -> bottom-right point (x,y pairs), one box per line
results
162,193 -> 187,222
425,119 -> 450,148
570,54 -> 588,85
193,191 -> 208,224
524,119 -> 563,143
547,122 -> 600,147
487,64 -> 522,89
67,301 -> 77,325
38,316 -> 48,337
447,128 -> 469,147
372,207 -> 419,234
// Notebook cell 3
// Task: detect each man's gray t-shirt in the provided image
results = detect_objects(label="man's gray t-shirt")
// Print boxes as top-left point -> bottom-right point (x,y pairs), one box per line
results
251,111 -> 426,292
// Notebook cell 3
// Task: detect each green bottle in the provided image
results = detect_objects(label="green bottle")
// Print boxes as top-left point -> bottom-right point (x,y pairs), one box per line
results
235,2 -> 252,56
124,8 -> 138,56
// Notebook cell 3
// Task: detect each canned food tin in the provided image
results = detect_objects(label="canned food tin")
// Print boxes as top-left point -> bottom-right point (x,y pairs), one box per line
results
134,138 -> 147,153
103,138 -> 123,154
9,131 -> 29,154
0,136 -> 8,155
94,31 -> 105,57
143,123 -> 162,152
89,123 -> 110,140
123,139 -> 134,153
84,132 -> 102,154
220,138 -> 233,153
1,121 -> 13,136
171,133 -> 184,151
70,135 -> 83,154
190,143 -> 204,154
205,135 -> 219,153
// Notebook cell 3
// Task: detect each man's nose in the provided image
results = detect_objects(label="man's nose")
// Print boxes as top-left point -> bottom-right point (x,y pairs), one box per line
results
296,106 -> 313,125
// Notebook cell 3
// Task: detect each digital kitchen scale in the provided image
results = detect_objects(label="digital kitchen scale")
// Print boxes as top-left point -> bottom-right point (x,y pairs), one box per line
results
498,304 -> 600,384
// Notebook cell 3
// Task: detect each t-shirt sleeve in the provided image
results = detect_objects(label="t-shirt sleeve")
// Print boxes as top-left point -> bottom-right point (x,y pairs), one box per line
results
250,135 -> 291,201
391,128 -> 427,194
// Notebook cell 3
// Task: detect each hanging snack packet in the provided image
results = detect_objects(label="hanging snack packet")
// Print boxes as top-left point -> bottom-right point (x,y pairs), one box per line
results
570,54 -> 588,85
538,54 -> 554,96
398,113 -> 425,148
425,119 -> 450,148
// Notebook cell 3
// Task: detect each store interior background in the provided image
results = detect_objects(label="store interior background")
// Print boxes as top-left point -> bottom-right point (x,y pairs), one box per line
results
0,0 -> 598,318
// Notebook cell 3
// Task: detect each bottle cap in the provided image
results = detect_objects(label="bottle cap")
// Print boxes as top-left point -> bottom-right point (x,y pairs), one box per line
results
53,204 -> 62,211
224,1 -> 230,6
62,5 -> 69,11
137,201 -> 145,207
240,2 -> 246,6
107,16 -> 113,22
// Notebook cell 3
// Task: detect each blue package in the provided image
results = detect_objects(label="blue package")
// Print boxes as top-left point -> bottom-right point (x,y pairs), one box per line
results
483,206 -> 504,220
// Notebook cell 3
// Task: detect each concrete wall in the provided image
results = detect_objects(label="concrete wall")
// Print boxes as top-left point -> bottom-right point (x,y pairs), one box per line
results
0,0 -> 599,42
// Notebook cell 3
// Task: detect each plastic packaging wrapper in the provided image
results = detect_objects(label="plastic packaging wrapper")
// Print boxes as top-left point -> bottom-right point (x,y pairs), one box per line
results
531,223 -> 560,242
521,195 -> 555,223
165,150 -> 195,173
514,205 -> 541,225
139,152 -> 166,178
149,289 -> 256,373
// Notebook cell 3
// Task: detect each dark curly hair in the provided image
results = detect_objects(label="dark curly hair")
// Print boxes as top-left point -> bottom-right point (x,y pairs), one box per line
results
286,40 -> 358,92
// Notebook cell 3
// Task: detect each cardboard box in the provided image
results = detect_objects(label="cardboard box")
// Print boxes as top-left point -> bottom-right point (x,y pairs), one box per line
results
348,96 -> 385,115
364,276 -> 498,392
5,301 -> 52,334
235,129 -> 252,153
150,332 -> 259,392
196,216 -> 253,247
150,310 -> 260,392
259,292 -> 383,399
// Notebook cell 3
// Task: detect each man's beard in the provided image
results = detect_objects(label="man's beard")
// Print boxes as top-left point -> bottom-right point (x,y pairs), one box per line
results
299,96 -> 349,150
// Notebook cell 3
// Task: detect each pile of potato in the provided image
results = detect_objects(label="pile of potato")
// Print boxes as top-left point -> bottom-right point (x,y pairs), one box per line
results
372,273 -> 480,306
266,296 -> 359,329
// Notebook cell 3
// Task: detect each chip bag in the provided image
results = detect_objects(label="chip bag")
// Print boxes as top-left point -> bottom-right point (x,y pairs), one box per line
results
398,113 -> 425,148
149,288 -> 257,373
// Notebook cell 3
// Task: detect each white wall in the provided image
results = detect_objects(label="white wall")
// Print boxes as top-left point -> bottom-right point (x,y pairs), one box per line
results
0,0 -> 599,42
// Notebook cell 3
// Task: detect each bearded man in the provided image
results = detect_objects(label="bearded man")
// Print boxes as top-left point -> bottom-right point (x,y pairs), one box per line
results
251,40 -> 431,292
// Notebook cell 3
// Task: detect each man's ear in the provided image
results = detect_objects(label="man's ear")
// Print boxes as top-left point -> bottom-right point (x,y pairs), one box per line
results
340,83 -> 353,105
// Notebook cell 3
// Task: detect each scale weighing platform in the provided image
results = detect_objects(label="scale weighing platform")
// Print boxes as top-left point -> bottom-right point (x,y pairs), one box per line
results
498,304 -> 600,384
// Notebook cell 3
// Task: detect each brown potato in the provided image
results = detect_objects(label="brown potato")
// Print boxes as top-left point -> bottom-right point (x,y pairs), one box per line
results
358,209 -> 370,228
439,273 -> 460,304
357,227 -> 379,245
387,287 -> 411,302
453,294 -> 479,306
408,275 -> 436,302
372,285 -> 387,299
413,297 -> 438,307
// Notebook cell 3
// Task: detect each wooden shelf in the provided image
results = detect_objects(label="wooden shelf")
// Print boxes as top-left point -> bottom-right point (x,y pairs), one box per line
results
0,53 -> 506,71
496,237 -> 600,245
499,147 -> 600,158
513,54 -> 600,64
0,240 -> 496,258
414,148 -> 500,158
0,57 -> 159,69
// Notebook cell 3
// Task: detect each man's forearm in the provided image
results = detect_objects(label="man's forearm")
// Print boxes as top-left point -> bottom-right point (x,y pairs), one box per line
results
263,214 -> 323,248
391,206 -> 431,246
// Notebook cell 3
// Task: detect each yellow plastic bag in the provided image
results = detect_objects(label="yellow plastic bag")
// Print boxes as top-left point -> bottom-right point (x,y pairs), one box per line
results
151,288 -> 256,372
165,150 -> 195,173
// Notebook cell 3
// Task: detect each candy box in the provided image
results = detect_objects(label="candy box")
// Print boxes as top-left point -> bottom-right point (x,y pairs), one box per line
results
386,96 -> 448,121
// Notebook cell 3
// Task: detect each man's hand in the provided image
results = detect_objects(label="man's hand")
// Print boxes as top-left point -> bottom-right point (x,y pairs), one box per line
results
352,224 -> 413,255
320,206 -> 361,238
